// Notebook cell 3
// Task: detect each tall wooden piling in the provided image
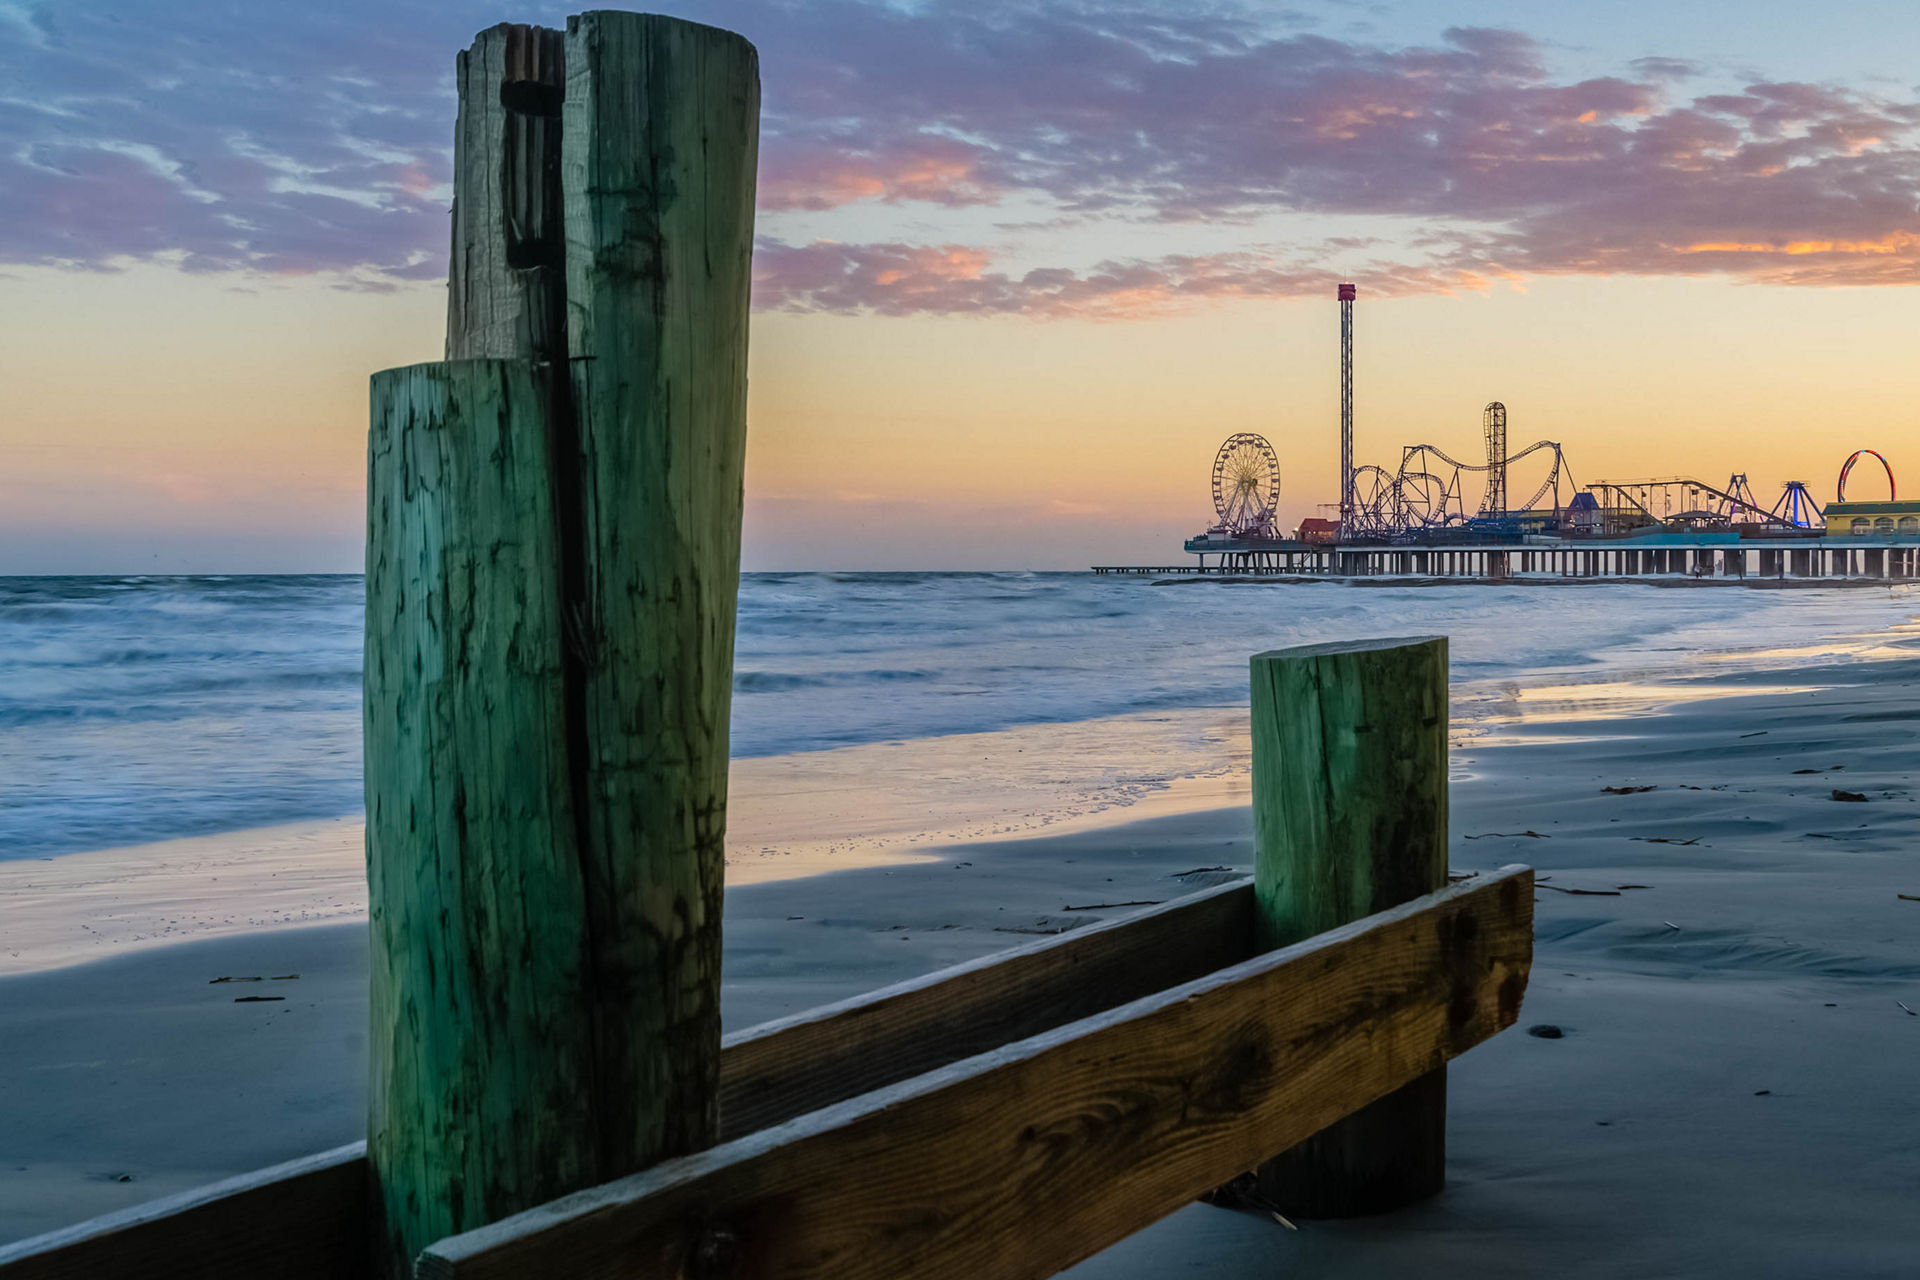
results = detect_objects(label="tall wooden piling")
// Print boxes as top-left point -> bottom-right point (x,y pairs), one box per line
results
446,24 -> 567,363
365,13 -> 758,1275
1248,636 -> 1449,1216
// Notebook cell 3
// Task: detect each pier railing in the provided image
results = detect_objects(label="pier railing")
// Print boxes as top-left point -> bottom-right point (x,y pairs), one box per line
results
1098,537 -> 1920,581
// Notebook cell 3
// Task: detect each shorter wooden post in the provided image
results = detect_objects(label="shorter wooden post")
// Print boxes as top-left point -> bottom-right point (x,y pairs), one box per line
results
1248,636 -> 1449,1216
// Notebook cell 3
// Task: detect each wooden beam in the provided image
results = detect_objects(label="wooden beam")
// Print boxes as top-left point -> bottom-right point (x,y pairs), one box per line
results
0,883 -> 1247,1279
417,868 -> 1533,1280
0,868 -> 1531,1279
719,877 -> 1254,1139
1250,636 -> 1450,1216
0,1144 -> 367,1280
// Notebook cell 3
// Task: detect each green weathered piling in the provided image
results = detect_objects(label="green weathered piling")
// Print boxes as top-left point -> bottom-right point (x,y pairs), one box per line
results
1248,636 -> 1450,1216
365,13 -> 758,1274
559,10 -> 759,1167
365,359 -> 595,1264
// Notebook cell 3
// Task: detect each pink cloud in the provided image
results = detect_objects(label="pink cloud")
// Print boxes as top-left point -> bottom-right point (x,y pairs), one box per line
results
752,239 -> 1489,319
759,137 -> 1003,210
744,10 -> 1920,292
4,1 -> 1918,303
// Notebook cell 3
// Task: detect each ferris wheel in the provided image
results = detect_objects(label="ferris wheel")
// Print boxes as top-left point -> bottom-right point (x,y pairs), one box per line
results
1211,433 -> 1281,534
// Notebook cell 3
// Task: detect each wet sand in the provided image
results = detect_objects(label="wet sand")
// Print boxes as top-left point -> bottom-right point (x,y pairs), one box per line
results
0,707 -> 1247,975
4,649 -> 1920,1275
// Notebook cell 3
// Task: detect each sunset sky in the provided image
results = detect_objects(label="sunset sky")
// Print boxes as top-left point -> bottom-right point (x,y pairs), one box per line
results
2,0 -> 1917,571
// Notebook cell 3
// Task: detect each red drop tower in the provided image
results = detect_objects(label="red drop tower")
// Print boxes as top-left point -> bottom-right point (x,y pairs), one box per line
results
1338,282 -> 1356,538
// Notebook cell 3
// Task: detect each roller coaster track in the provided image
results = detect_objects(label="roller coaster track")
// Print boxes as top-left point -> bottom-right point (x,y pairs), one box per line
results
1400,441 -> 1574,517
1350,440 -> 1573,536
1587,476 -> 1801,530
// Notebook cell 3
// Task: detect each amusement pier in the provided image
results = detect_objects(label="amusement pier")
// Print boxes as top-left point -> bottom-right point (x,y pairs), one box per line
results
1095,283 -> 1920,583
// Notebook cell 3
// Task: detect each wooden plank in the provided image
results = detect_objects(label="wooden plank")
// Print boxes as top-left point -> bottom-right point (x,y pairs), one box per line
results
417,867 -> 1534,1280
0,1144 -> 367,1280
1250,635 -> 1451,1214
0,884 -> 1247,1278
719,878 -> 1255,1139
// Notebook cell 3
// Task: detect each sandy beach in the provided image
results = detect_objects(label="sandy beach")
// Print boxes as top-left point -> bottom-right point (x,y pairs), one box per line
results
4,638 -> 1919,1274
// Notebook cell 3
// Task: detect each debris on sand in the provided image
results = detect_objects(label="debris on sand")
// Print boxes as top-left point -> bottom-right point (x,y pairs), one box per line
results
1831,789 -> 1869,802
1601,785 -> 1657,794
1539,884 -> 1622,896
1464,830 -> 1549,839
233,996 -> 285,1003
1199,1174 -> 1298,1229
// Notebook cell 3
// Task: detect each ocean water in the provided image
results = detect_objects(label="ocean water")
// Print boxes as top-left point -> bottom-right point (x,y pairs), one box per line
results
1,573 -> 1914,861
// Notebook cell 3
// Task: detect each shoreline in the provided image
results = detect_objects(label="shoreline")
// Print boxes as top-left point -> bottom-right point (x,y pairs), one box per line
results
0,710 -> 1250,976
7,604 -> 1918,977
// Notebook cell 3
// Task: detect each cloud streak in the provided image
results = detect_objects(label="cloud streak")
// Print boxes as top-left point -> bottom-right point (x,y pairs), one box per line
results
3,0 -> 1918,310
750,238 -> 1490,318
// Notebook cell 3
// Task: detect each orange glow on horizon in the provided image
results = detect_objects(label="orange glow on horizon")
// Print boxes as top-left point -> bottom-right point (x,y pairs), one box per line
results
2,262 -> 1918,572
1684,232 -> 1920,257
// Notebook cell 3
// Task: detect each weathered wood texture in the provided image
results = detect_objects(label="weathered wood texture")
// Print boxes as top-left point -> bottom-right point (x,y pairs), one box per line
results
365,360 -> 597,1269
365,13 -> 758,1274
556,8 -> 760,1164
446,24 -> 566,362
1250,635 -> 1451,1216
0,1144 -> 367,1280
719,877 -> 1255,1139
417,868 -> 1534,1280
0,883 -> 1248,1279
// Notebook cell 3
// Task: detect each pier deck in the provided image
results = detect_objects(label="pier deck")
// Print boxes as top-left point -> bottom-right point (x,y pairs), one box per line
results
1095,536 -> 1920,582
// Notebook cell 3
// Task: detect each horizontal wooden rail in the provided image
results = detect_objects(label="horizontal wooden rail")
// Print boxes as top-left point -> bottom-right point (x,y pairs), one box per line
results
0,870 -> 1529,1279
420,866 -> 1533,1280
0,880 -> 1256,1279
0,1144 -> 369,1280
719,876 -> 1256,1138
